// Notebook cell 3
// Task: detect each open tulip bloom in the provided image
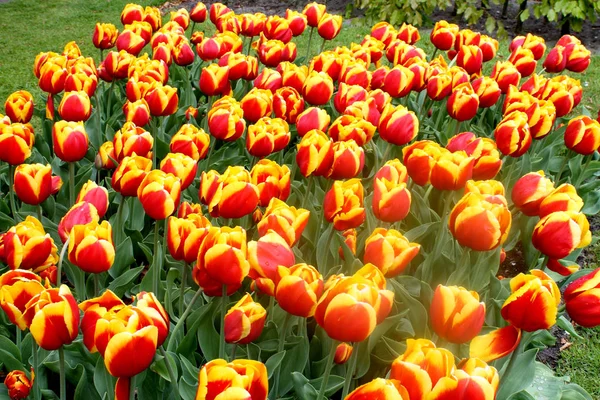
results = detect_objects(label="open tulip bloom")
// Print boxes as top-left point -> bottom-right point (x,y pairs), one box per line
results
0,3 -> 599,400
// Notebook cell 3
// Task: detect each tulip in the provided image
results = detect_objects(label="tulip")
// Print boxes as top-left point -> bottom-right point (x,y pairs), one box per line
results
4,91 -> 34,124
257,198 -> 310,247
67,221 -> 114,274
13,163 -> 53,205
365,226 -> 420,276
431,20 -> 458,51
375,159 -> 408,183
22,285 -> 79,350
38,57 -> 67,94
333,83 -> 367,114
93,23 -> 118,50
113,122 -> 153,161
469,325 -> 521,363
564,115 -> 600,155
194,226 -> 249,295
494,111 -> 532,157
167,214 -> 211,263
447,82 -> 479,121
57,202 -> 100,245
532,211 -> 591,259
430,149 -> 475,191
253,67 -> 282,92
302,71 -> 334,106
240,88 -> 273,123
272,86 -> 305,123
76,180 -> 109,218
390,339 -> 455,397
199,166 -> 259,219
315,272 -> 393,342
224,293 -> 266,344
2,216 -> 58,271
430,285 -> 485,344
328,114 -> 375,146
327,140 -> 364,180
116,29 -> 146,56
0,123 -> 34,165
122,99 -> 150,126
170,124 -> 210,161
317,13 -> 343,41
191,2 -> 207,22
120,3 -> 143,25
0,270 -> 45,330
296,107 -> 331,137
536,80 -> 574,118
218,52 -> 250,81
472,77 -> 501,108
508,47 -> 537,78
52,120 -> 89,163
199,63 -> 229,96
456,45 -> 483,75
511,171 -> 554,216
465,179 -> 505,197
402,140 -> 441,186
501,269 -> 560,331
490,61 -> 521,94
323,179 -> 365,231
112,155 -> 152,197
4,370 -> 33,400
137,170 -> 181,220
274,263 -> 323,318
250,159 -> 290,207
538,183 -> 583,218
195,359 -> 268,400
449,192 -> 511,251
248,231 -> 295,296
565,43 -> 591,73
510,33 -> 546,60
144,84 -> 178,116
428,369 -> 496,400
160,153 -> 198,190
564,268 -> 600,328
207,96 -> 246,142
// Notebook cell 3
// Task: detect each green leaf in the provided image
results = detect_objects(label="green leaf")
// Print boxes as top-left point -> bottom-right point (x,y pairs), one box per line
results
498,348 -> 539,399
198,302 -> 220,362
520,8 -> 530,21
266,351 -> 286,379
0,334 -> 23,371
107,265 -> 144,297
94,356 -> 115,400
109,237 -> 134,279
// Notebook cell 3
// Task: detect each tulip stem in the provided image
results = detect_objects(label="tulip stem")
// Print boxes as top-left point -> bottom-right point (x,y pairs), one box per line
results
16,328 -> 21,348
115,194 -> 124,245
305,27 -> 314,62
159,347 -> 180,397
129,375 -> 136,400
301,177 -> 313,210
153,221 -> 161,297
179,263 -> 188,316
57,237 -> 70,287
8,164 -> 19,222
69,162 -> 75,206
59,346 -> 66,400
317,341 -> 338,400
32,341 -> 40,400
555,154 -> 569,184
231,344 -> 237,360
37,205 -> 43,222
575,154 -> 593,186
219,285 -> 228,360
341,341 -> 360,398
166,288 -> 203,353
106,80 -> 115,118
318,38 -> 326,54
272,313 -> 292,399
94,273 -> 100,297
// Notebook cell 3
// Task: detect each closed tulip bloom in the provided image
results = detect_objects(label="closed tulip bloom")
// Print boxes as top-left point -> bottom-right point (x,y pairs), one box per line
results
38,58 -> 68,94
370,22 -> 397,47
501,269 -> 560,331
120,3 -> 143,25
323,179 -> 365,231
224,293 -> 266,344
22,285 -> 79,350
274,263 -> 323,317
199,63 -> 229,96
167,214 -> 211,263
200,166 -> 259,218
68,221 -> 114,274
508,47 -> 537,77
76,180 -> 109,218
13,163 -> 52,205
144,84 -> 178,116
430,149 -> 475,191
250,159 -> 290,207
57,91 -> 91,121
240,88 -> 273,123
253,67 -> 282,92
3,216 -> 58,271
257,198 -> 309,248
4,370 -> 33,400
272,86 -> 305,123
469,325 -> 522,362
447,82 -> 479,121
112,155 -> 152,197
190,2 -> 207,22
276,62 -> 307,93
315,273 -> 393,342
339,229 -> 357,261
456,45 -> 483,75
363,229 -> 420,277
564,115 -> 600,155
375,158 -> 408,183
428,369 -> 496,400
208,96 -> 246,142
309,51 -> 342,81
390,339 -> 455,397
52,120 -> 88,162
511,171 -> 554,216
248,230 -> 295,296
510,33 -> 546,60
194,226 -> 249,293
339,61 -> 370,88
532,211 -> 591,259
303,71 -> 334,106
465,179 -> 505,197
565,43 -> 591,73
472,77 -> 501,108
346,378 -> 410,399
93,23 -> 118,49
333,83 -> 367,114
137,170 -> 181,220
383,65 -> 414,99
196,37 -> 223,62
0,270 -> 45,330
113,122 -> 153,161
328,140 -> 365,180
170,8 -> 190,29
427,71 -> 454,101
402,140 -> 443,186
378,103 -> 419,146
195,359 -> 268,400
536,80 -> 574,118
372,176 -> 411,223
430,285 -> 485,343
430,20 -> 458,51
218,52 -> 249,81
5,91 -> 34,124
564,268 -> 600,328
170,124 -> 210,161
449,192 -> 511,251
0,123 -> 34,165
490,61 -> 521,94
494,111 -> 531,157
160,153 -> 198,190
296,107 -> 331,137
328,114 -> 375,146
116,29 -> 146,56
538,183 -> 583,218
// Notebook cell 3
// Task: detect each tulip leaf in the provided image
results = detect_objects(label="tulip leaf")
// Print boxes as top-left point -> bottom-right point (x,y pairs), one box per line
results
109,237 -> 134,279
176,303 -> 213,355
561,384 -> 594,400
126,197 -> 147,232
107,265 -> 144,298
75,364 -> 100,400
0,335 -> 23,372
94,356 -> 115,400
277,337 -> 310,396
266,350 -> 286,379
291,372 -> 318,399
197,302 -> 220,362
497,348 -> 538,399
556,316 -> 582,340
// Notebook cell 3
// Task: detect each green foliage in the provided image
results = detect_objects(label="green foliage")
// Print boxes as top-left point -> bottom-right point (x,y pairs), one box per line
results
356,0 -> 452,27
557,326 -> 600,398
533,0 -> 600,31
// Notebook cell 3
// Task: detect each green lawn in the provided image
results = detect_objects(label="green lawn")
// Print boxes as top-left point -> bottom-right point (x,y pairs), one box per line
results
556,326 -> 600,398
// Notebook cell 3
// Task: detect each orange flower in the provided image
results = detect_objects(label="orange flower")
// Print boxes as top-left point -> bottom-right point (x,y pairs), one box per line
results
363,229 -> 420,277
167,214 -> 211,263
4,370 -> 33,400
199,63 -> 229,96
208,96 -> 246,142
494,111 -> 532,157
76,180 -> 109,218
250,159 -> 290,207
532,211 -> 591,259
564,115 -> 600,155
323,179 -> 365,231
328,140 -> 365,180
113,121 -> 153,161
564,268 -> 600,328
195,359 -> 268,400
160,152 -> 198,190
4,90 -> 34,124
170,124 -> 211,161
224,293 -> 266,344
430,285 -> 485,343
257,198 -> 309,247
199,166 -> 259,219
430,20 -> 458,51
13,163 -> 53,206
470,325 -> 522,362
0,123 -> 35,165
137,170 -> 181,220
447,82 -> 479,121
0,270 -> 45,330
68,221 -> 115,274
302,71 -> 334,106
52,120 -> 89,162
274,263 -> 323,317
378,104 -> 418,146
2,216 -> 58,272
111,155 -> 152,197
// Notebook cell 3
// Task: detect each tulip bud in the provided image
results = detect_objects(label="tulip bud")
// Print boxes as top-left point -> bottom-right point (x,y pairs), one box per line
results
137,170 -> 181,220
334,343 -> 353,364
323,179 -> 365,231
302,71 -> 333,106
257,198 -> 310,248
68,221 -> 115,274
144,84 -> 178,116
430,20 -> 458,51
494,111 -> 532,157
52,120 -> 88,162
113,121 -> 153,161
196,359 -> 268,399
170,124 -> 211,161
93,23 -> 118,50
4,370 -> 33,400
564,268 -> 600,328
511,171 -> 554,216
490,61 -> 521,94
447,82 -> 479,121
538,183 -> 583,218
532,211 -> 591,259
295,129 -> 334,177
508,47 -> 537,77
240,88 -> 273,123
58,91 -> 92,121
224,293 -> 266,344
13,164 -> 53,206
208,96 -> 246,142
328,140 -> 365,180
76,180 -> 109,218
191,2 -> 207,23
160,153 -> 198,190
274,263 -> 323,317
250,159 -> 291,207
199,166 -> 259,219
564,115 -> 600,155
303,2 -> 326,27
430,285 -> 485,343
296,107 -> 330,137
378,103 -> 418,146
5,91 -> 34,124
364,228 -> 420,277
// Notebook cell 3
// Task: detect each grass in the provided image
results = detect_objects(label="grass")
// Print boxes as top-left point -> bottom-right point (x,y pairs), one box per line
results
556,326 -> 600,398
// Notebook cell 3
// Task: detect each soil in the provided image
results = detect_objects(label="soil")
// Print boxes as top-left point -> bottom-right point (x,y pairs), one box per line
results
164,0 -> 600,52
498,241 -> 528,279
578,214 -> 600,267
537,325 -> 571,369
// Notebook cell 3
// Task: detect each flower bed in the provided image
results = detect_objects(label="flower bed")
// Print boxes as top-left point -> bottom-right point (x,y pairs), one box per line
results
0,2 -> 599,399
